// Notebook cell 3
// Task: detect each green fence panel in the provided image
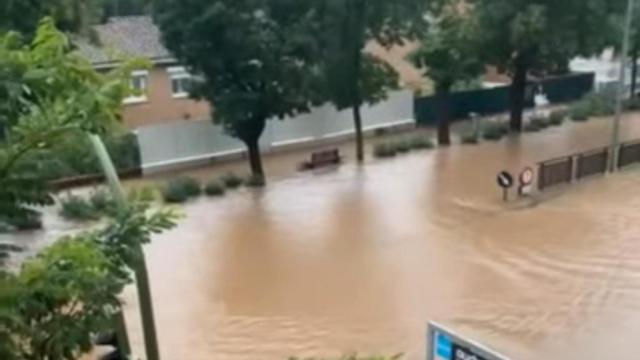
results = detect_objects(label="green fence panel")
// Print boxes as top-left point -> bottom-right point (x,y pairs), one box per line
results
415,72 -> 595,126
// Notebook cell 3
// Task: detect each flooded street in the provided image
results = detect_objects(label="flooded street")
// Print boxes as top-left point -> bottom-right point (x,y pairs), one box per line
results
99,114 -> 640,359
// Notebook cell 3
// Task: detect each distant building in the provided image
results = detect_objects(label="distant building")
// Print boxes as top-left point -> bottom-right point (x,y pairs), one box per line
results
75,16 -> 210,128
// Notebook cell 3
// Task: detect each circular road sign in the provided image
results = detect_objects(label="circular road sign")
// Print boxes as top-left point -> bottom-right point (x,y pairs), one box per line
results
519,167 -> 534,186
497,171 -> 514,189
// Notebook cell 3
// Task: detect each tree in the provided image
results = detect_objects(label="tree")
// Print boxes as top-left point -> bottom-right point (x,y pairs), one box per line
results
0,200 -> 176,360
154,0 -> 323,178
320,0 -> 428,162
102,0 -> 151,18
470,0 -> 626,131
0,18 -> 145,230
0,0 -> 104,37
409,3 -> 483,145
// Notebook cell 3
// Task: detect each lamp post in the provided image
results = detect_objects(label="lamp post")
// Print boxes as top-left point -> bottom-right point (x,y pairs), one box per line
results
611,0 -> 637,172
89,134 -> 161,360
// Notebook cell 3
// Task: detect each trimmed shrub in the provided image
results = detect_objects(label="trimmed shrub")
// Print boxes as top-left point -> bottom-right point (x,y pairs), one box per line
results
162,177 -> 201,203
394,140 -> 411,153
549,110 -> 566,126
373,143 -> 397,158
570,102 -> 590,122
482,123 -> 509,141
204,180 -> 226,196
60,195 -> 99,221
89,188 -> 117,215
407,136 -> 435,150
245,174 -> 266,188
127,185 -> 158,203
222,173 -> 243,189
530,116 -> 550,129
460,134 -> 479,144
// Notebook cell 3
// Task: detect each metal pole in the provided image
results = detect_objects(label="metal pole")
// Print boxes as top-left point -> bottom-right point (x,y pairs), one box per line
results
89,134 -> 161,360
611,0 -> 637,172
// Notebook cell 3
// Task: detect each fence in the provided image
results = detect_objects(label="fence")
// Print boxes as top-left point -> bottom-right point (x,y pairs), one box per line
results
416,72 -> 595,125
618,141 -> 640,168
538,156 -> 574,191
136,90 -> 414,173
576,148 -> 609,180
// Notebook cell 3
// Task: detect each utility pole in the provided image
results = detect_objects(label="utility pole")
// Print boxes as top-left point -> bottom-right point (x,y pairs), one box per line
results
611,0 -> 637,172
89,134 -> 161,360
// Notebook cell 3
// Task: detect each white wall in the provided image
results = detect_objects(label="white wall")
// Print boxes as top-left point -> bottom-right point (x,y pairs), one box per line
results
136,90 -> 414,173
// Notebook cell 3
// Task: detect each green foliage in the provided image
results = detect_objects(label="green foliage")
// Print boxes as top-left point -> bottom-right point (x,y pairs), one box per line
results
0,19 -> 145,232
569,92 -> 617,122
525,115 -> 550,132
204,180 -> 226,197
482,123 -> 509,141
127,185 -> 158,204
549,110 -> 567,126
570,103 -> 591,122
407,136 -> 435,150
394,140 -> 411,153
373,143 -> 397,158
244,174 -> 266,188
155,0 -> 326,176
624,96 -> 640,111
0,200 -> 177,360
59,194 -> 100,221
162,177 -> 201,203
221,173 -> 243,189
461,134 -> 479,144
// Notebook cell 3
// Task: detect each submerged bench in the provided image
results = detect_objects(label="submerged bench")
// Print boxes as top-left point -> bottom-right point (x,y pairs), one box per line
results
300,148 -> 342,170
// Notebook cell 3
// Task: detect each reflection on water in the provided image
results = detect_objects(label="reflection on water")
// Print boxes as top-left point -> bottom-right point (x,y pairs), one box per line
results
11,115 -> 640,360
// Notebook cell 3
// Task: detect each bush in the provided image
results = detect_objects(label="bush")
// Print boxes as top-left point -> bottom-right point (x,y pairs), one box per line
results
221,173 -> 243,189
530,116 -> 550,129
460,134 -> 479,144
407,136 -> 435,150
162,177 -> 202,203
245,174 -> 266,188
570,102 -> 590,122
127,185 -> 158,203
624,97 -> 640,111
482,123 -> 509,141
89,188 -> 117,215
523,122 -> 542,132
60,195 -> 99,221
394,140 -> 411,153
2,209 -> 43,230
204,180 -> 226,196
549,110 -> 566,126
373,143 -> 397,158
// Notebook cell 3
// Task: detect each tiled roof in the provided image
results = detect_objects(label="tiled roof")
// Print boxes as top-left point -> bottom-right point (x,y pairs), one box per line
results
75,16 -> 174,67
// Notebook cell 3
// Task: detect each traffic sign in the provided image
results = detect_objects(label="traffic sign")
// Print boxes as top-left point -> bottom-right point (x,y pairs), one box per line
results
519,167 -> 534,186
497,171 -> 513,189
428,322 -> 510,360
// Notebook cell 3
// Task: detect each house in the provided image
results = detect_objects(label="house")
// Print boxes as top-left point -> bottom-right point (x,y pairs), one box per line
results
75,16 -> 210,128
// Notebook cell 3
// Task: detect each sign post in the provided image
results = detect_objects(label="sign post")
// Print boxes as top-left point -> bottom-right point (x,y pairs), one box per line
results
518,167 -> 534,196
496,171 -> 514,202
428,322 -> 510,360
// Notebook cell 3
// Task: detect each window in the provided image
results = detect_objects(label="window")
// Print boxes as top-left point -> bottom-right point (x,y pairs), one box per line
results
125,70 -> 149,104
168,66 -> 192,98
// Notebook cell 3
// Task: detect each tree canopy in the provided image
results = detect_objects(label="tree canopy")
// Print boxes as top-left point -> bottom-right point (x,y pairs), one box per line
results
154,0 -> 324,177
0,18 -> 146,230
320,0 -> 428,161
469,0 -> 627,130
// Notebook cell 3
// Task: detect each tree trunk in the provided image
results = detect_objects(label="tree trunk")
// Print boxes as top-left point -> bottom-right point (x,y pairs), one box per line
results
632,46 -> 639,97
509,56 -> 528,132
352,104 -> 364,162
435,83 -> 452,146
245,138 -> 264,177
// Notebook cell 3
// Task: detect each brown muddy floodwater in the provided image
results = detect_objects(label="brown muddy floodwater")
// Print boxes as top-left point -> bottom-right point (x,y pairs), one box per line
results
10,114 -> 640,360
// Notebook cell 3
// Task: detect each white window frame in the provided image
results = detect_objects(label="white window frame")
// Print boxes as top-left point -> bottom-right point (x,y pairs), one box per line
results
124,70 -> 149,104
168,66 -> 192,99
